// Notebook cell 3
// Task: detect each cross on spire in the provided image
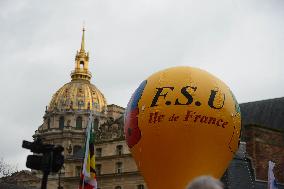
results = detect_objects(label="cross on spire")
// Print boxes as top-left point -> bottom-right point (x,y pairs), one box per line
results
80,26 -> 85,52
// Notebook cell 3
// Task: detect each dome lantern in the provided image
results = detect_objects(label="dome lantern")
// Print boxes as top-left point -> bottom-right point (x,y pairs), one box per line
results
71,27 -> 92,82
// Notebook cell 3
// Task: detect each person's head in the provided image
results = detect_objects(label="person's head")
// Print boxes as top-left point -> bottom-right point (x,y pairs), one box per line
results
186,176 -> 223,189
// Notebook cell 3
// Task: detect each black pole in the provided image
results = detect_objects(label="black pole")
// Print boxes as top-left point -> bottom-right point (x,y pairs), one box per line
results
41,171 -> 49,189
58,169 -> 63,189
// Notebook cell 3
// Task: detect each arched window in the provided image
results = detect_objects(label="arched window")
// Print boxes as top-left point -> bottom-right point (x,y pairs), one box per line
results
116,145 -> 123,156
80,61 -> 84,68
115,162 -> 122,174
115,186 -> 122,189
96,164 -> 101,175
47,118 -> 50,129
76,116 -> 82,129
59,116 -> 64,129
93,119 -> 99,131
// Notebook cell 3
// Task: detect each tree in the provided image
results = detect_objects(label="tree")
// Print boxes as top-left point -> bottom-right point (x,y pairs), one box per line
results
0,158 -> 18,177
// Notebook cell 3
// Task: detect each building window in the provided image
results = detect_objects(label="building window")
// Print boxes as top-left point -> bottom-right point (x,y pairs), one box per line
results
96,148 -> 102,157
96,164 -> 101,175
137,184 -> 144,189
73,145 -> 82,155
116,145 -> 123,156
80,61 -> 84,68
115,186 -> 122,189
115,162 -> 122,174
47,118 -> 50,129
76,116 -> 82,129
93,119 -> 99,130
59,116 -> 64,129
75,166 -> 81,176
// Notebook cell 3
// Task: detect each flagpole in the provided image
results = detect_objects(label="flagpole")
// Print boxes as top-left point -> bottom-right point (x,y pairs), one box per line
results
83,111 -> 92,189
79,111 -> 97,189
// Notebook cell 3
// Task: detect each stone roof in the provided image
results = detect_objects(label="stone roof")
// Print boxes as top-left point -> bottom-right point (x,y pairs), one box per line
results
0,170 -> 40,189
240,97 -> 284,131
0,170 -> 40,183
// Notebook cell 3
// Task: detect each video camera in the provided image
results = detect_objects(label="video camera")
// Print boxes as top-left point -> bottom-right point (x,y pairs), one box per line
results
22,137 -> 64,173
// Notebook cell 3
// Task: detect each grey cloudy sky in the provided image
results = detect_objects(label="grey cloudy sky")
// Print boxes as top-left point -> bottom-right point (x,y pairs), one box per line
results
0,0 -> 283,170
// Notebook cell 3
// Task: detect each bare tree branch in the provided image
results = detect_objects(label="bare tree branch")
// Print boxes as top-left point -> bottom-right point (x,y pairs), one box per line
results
0,158 -> 18,177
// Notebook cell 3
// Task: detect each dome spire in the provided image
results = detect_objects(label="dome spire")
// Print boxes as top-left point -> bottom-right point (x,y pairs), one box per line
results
70,27 -> 92,82
80,27 -> 85,52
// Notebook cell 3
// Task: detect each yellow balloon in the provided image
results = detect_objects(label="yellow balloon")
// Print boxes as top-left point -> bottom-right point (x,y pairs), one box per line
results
124,66 -> 241,189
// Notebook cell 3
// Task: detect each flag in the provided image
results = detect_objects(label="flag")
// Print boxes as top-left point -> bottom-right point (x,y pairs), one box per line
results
268,161 -> 278,189
79,113 -> 97,189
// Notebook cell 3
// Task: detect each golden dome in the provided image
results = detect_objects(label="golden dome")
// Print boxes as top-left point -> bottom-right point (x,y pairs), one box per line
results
48,80 -> 107,112
47,28 -> 107,113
